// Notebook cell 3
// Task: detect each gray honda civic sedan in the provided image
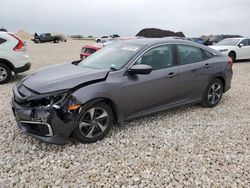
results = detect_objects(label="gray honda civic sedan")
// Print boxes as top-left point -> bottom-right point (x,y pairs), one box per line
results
12,38 -> 233,144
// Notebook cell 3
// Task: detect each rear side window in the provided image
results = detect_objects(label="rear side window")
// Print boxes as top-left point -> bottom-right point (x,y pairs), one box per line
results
0,38 -> 6,44
203,50 -> 214,59
177,45 -> 203,64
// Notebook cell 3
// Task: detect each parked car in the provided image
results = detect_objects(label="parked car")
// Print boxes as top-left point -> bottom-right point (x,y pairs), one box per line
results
12,38 -> 233,144
32,33 -> 66,43
95,34 -> 120,43
0,32 -> 30,84
210,38 -> 250,61
187,38 -> 205,45
80,43 -> 104,60
209,35 -> 242,45
80,38 -> 141,59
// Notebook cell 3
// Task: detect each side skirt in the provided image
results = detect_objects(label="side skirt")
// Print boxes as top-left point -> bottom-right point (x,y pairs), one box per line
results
125,99 -> 201,122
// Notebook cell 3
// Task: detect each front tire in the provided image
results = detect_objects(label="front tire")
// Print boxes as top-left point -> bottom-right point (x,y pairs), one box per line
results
0,63 -> 11,84
228,51 -> 236,62
201,79 -> 224,108
73,103 -> 113,143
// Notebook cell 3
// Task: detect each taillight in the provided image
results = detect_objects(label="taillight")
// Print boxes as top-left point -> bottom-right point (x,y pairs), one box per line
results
9,33 -> 24,51
228,57 -> 233,67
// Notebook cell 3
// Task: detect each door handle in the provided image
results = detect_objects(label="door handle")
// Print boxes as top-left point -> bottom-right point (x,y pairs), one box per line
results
203,63 -> 211,68
165,72 -> 177,78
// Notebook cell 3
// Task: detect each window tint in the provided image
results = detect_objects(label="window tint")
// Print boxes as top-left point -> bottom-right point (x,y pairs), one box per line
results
79,43 -> 143,70
0,38 -> 6,44
85,48 -> 96,54
203,50 -> 214,59
239,39 -> 249,46
177,45 -> 203,64
136,45 -> 173,70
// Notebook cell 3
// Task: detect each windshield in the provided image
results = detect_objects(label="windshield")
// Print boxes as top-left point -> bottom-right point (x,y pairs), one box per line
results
215,38 -> 240,46
78,43 -> 143,70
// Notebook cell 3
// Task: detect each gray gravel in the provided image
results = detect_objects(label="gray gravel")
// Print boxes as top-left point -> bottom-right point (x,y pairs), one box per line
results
0,40 -> 250,187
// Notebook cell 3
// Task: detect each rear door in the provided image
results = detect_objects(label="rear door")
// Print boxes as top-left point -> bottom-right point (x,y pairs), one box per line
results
175,44 -> 213,102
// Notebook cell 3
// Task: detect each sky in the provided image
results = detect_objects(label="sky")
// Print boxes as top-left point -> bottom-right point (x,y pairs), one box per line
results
0,0 -> 250,37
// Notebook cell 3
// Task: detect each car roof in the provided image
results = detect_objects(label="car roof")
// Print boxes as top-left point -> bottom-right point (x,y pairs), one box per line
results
115,38 -> 221,55
116,38 -> 200,46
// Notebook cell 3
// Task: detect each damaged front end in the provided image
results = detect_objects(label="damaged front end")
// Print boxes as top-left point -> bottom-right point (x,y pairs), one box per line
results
11,83 -> 81,145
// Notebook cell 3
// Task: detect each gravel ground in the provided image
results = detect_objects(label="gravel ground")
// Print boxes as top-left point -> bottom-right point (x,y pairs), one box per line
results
0,40 -> 250,187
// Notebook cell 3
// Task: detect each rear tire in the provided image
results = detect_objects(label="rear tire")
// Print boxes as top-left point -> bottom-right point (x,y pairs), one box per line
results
0,63 -> 11,84
73,102 -> 113,143
201,79 -> 224,108
228,51 -> 236,62
54,38 -> 59,43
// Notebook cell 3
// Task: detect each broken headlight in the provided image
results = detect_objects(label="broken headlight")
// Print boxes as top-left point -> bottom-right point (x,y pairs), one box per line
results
27,90 -> 69,108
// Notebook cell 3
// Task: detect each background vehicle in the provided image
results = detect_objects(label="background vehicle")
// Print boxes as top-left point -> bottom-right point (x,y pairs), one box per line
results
12,39 -> 232,144
95,34 -> 120,43
0,32 -> 30,84
80,38 -> 140,59
80,43 -> 104,59
209,34 -> 242,45
187,38 -> 205,45
210,37 -> 250,61
32,33 -> 67,43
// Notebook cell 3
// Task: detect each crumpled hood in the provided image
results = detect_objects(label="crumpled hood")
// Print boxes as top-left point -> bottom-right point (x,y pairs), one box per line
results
22,63 -> 109,93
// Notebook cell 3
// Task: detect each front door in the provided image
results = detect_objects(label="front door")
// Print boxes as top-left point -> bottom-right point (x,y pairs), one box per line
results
237,39 -> 250,59
122,44 -> 178,117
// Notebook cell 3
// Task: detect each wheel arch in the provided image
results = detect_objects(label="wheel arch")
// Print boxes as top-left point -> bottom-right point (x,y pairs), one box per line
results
80,97 -> 120,125
228,50 -> 236,60
214,76 -> 226,92
0,58 -> 15,72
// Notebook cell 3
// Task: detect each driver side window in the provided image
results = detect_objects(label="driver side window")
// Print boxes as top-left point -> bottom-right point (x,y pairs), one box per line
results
136,45 -> 173,70
239,39 -> 249,46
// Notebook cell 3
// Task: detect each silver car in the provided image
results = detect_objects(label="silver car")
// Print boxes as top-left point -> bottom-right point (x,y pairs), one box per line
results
12,38 -> 233,144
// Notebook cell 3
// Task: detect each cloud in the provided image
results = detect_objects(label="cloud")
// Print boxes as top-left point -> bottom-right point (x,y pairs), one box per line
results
0,0 -> 249,37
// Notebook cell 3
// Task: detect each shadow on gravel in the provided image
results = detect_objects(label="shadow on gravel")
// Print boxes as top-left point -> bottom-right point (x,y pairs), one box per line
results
10,74 -> 27,83
234,59 -> 250,63
120,104 -> 200,128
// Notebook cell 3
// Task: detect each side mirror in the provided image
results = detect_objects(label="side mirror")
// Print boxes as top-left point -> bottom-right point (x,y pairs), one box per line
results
239,43 -> 244,48
128,64 -> 152,75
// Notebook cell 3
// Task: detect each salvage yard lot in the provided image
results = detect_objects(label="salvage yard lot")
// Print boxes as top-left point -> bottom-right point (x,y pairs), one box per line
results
0,40 -> 250,187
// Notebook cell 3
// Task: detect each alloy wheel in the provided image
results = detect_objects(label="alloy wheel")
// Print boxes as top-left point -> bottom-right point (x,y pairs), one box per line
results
0,67 -> 7,81
79,107 -> 109,138
208,83 -> 222,105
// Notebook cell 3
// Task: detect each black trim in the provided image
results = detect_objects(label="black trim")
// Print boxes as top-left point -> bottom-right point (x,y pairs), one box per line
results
14,63 -> 31,73
173,44 -> 180,65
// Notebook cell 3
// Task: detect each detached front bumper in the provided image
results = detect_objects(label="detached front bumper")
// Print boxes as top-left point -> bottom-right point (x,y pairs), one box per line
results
11,98 -> 78,145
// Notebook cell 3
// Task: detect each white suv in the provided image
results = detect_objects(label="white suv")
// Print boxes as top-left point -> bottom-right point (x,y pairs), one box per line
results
0,32 -> 30,84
